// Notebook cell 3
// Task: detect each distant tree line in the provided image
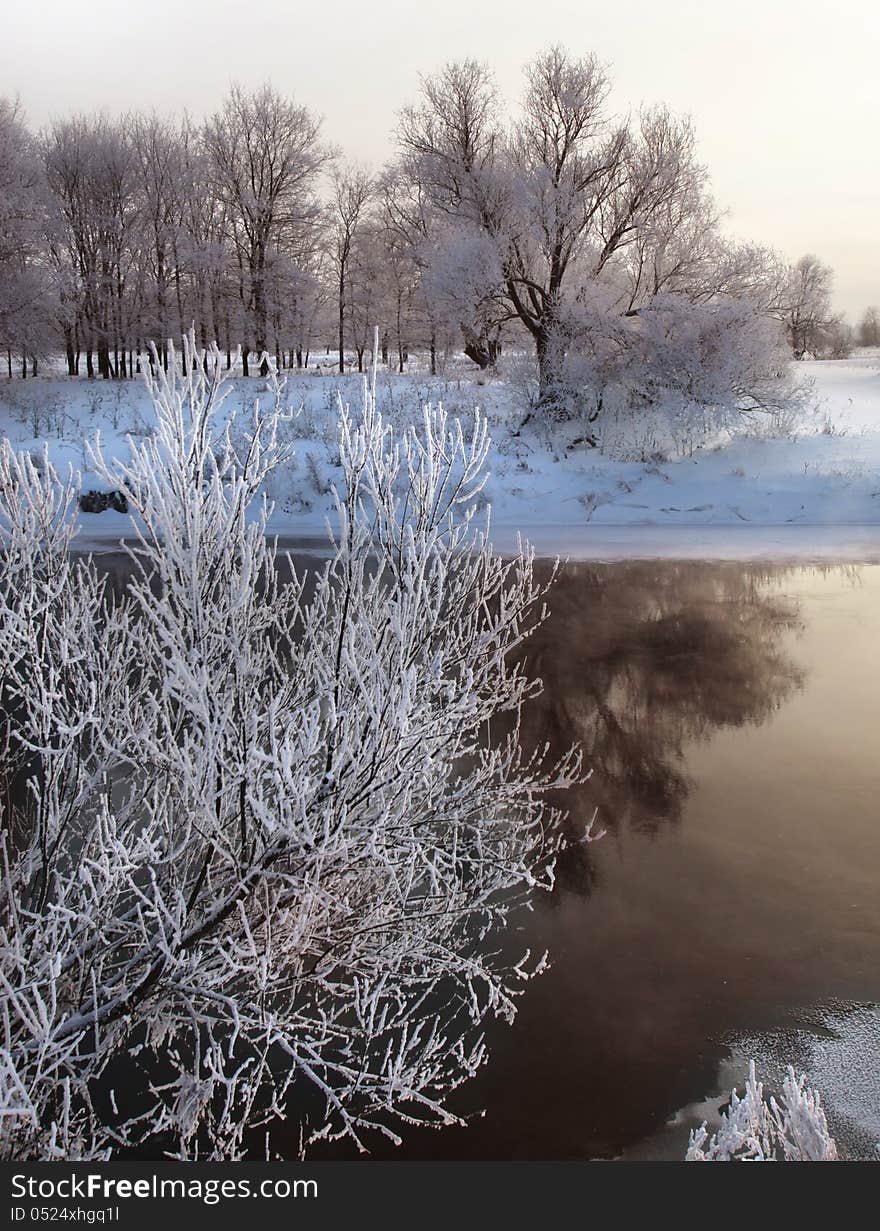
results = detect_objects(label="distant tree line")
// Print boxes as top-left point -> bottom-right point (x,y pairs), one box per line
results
857,305 -> 880,348
0,53 -> 866,402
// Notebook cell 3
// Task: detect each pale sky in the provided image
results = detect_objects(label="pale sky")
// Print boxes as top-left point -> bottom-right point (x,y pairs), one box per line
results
3,0 -> 877,319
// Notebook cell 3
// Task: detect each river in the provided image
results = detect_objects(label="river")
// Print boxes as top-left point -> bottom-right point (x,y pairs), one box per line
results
299,558 -> 880,1160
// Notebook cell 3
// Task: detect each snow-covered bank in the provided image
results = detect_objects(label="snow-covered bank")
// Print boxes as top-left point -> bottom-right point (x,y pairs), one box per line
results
72,527 -> 880,565
479,523 -> 880,562
3,352 -> 879,558
72,523 -> 880,563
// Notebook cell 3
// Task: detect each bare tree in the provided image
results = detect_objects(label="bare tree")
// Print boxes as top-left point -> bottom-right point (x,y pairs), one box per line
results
176,116 -> 241,367
396,60 -> 508,369
775,253 -> 838,358
205,84 -> 327,376
399,48 -> 707,405
0,62 -> 848,395
0,98 -> 51,375
43,114 -> 141,379
858,304 -> 880,348
344,222 -> 385,372
397,59 -> 501,218
331,164 -> 372,373
130,113 -> 189,369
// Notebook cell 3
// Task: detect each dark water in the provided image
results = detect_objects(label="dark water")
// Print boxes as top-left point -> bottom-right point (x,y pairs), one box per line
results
300,559 -> 880,1160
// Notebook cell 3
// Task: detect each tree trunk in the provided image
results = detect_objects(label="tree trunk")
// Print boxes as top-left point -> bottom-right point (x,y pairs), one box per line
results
252,260 -> 270,377
175,265 -> 185,373
535,326 -> 561,404
338,279 -> 345,375
461,324 -> 493,370
463,340 -> 491,369
98,340 -> 111,380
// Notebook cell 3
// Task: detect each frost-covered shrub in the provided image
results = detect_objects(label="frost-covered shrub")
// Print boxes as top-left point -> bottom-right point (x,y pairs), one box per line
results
815,320 -> 855,360
632,296 -> 789,411
535,292 -> 808,454
304,449 -> 330,495
686,1062 -> 838,1161
0,334 -> 584,1160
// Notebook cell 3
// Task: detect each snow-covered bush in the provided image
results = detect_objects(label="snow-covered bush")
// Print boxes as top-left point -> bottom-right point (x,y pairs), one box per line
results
0,334 -> 583,1160
633,296 -> 793,413
814,319 -> 855,360
686,1062 -> 838,1161
532,291 -> 810,456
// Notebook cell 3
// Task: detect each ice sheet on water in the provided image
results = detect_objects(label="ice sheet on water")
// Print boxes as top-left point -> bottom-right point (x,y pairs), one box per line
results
725,1001 -> 880,1160
618,1000 -> 880,1160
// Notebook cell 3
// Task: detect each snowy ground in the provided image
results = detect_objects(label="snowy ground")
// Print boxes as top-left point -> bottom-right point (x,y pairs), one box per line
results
2,351 -> 879,558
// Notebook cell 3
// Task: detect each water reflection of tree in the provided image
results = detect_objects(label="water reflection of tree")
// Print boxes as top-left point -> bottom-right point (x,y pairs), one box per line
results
516,563 -> 811,877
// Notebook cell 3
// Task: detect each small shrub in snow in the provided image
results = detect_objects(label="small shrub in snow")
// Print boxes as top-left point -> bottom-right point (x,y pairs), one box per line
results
304,449 -> 330,496
686,1062 -> 838,1161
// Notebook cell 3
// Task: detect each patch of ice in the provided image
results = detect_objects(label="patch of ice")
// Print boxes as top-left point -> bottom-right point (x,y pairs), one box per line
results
727,1001 -> 880,1161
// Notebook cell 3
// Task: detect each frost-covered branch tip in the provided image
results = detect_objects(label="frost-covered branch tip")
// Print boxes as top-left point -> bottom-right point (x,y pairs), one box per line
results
686,1062 -> 838,1161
